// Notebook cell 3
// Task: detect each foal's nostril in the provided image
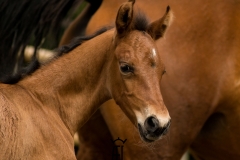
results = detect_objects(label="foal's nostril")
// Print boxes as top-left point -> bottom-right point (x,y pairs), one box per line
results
144,117 -> 171,137
144,116 -> 159,132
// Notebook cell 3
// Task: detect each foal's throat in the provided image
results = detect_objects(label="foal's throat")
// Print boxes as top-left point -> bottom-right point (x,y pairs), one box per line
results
19,30 -> 114,134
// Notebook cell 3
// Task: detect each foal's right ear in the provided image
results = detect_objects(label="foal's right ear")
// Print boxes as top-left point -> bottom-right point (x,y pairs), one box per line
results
115,0 -> 135,36
147,6 -> 173,40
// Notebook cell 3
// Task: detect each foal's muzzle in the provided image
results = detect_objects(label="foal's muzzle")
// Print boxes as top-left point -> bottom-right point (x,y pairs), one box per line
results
138,116 -> 171,142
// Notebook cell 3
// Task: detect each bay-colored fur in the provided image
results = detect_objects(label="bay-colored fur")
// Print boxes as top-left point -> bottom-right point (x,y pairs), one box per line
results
61,0 -> 240,159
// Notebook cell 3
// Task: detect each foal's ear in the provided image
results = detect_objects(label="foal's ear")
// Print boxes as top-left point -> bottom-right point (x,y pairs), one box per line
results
115,0 -> 135,36
147,6 -> 173,40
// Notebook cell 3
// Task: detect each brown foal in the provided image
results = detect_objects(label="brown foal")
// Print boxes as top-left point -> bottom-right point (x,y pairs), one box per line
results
0,0 -> 173,159
61,0 -> 240,159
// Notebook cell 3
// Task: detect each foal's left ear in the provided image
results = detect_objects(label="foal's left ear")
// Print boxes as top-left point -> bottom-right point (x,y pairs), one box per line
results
115,0 -> 135,36
147,6 -> 173,40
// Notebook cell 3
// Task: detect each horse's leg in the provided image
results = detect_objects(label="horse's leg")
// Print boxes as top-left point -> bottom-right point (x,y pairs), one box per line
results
76,107 -> 113,160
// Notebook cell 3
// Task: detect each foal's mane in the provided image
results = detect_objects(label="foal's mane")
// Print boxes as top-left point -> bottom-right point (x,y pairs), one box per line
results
0,9 -> 150,84
56,26 -> 113,55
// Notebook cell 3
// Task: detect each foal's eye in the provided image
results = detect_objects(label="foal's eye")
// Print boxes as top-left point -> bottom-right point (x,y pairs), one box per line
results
119,63 -> 134,74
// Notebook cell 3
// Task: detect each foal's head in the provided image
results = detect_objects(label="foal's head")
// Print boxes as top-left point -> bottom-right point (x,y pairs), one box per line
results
107,0 -> 173,142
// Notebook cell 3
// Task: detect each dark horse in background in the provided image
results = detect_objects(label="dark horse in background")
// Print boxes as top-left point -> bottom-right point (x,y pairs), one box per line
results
0,0 -> 102,80
60,0 -> 240,159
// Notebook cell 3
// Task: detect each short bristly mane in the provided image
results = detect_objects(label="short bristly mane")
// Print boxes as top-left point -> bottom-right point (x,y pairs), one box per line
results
56,26 -> 113,55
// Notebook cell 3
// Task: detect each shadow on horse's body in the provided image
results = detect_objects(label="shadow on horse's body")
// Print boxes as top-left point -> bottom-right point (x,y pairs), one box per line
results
0,1 -> 172,159
61,0 -> 240,159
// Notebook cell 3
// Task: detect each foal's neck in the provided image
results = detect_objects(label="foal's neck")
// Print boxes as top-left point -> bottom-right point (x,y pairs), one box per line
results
19,30 -> 114,135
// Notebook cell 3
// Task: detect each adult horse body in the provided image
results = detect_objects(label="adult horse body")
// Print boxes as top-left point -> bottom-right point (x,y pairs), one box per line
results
62,0 -> 240,159
0,1 -> 172,159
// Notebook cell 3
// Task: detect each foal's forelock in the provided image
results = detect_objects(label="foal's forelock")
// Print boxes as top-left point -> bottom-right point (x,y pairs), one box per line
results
131,9 -> 150,32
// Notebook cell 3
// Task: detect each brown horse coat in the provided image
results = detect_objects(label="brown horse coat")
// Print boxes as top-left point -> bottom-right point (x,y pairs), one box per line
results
61,0 -> 240,159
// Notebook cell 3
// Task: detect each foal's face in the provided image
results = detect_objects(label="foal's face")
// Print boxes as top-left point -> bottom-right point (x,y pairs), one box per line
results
109,31 -> 171,142
107,0 -> 173,142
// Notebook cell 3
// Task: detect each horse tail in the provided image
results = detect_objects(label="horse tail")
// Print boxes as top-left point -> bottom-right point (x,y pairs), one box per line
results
0,0 -> 82,78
